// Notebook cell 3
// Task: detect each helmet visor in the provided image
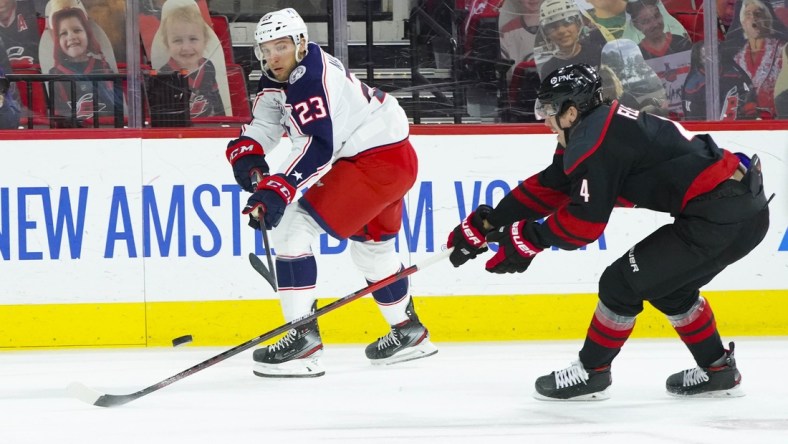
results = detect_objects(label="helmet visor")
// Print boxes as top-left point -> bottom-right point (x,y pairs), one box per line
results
534,99 -> 559,120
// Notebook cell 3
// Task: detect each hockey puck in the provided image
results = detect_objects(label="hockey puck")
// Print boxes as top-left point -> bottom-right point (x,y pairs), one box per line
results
171,335 -> 193,347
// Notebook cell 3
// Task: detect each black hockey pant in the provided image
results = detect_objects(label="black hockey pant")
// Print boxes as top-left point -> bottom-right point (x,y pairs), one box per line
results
580,172 -> 770,368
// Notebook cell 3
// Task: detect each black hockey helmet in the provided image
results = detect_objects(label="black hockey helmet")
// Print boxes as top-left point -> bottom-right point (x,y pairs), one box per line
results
535,64 -> 603,119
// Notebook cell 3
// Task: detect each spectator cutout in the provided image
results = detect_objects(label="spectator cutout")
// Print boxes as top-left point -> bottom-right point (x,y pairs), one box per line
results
681,41 -> 758,119
601,38 -> 668,114
627,0 -> 692,117
0,0 -> 39,69
139,0 -> 211,60
151,0 -> 230,117
581,0 -> 628,39
724,0 -> 787,118
42,0 -> 124,125
0,65 -> 20,128
499,0 -> 544,80
774,42 -> 788,117
534,0 -> 606,78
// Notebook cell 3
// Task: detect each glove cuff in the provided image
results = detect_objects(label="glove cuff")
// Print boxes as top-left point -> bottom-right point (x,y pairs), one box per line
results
257,174 -> 297,204
226,136 -> 265,165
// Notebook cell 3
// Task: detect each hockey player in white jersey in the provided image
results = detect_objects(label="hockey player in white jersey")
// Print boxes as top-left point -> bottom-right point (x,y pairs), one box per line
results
225,8 -> 438,378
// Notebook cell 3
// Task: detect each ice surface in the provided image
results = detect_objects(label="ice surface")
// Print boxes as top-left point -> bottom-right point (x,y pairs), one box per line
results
1,338 -> 787,443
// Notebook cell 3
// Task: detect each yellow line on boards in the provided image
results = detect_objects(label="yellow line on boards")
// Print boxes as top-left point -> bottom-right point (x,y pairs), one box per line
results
0,290 -> 786,349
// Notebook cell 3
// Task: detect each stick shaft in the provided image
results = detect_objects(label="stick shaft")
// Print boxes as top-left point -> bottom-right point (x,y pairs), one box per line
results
83,248 -> 452,407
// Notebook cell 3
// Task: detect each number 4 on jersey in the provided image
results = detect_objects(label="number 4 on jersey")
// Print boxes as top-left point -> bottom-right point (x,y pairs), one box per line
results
580,178 -> 590,202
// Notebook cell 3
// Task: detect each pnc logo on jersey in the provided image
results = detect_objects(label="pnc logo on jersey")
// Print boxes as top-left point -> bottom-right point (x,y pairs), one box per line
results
510,225 -> 538,257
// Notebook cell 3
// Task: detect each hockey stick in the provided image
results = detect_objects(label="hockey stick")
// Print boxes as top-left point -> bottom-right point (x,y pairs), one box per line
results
67,248 -> 452,408
249,225 -> 278,292
248,171 -> 278,292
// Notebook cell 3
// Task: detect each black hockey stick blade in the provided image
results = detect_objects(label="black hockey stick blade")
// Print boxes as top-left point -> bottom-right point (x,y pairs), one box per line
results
249,252 -> 278,292
68,248 -> 452,407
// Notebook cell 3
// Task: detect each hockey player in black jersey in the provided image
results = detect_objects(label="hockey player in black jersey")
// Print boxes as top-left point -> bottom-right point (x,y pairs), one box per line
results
447,64 -> 770,400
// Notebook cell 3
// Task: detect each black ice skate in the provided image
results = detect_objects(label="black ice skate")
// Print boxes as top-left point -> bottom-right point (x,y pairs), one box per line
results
666,342 -> 743,397
253,319 -> 325,378
365,300 -> 438,365
534,360 -> 612,401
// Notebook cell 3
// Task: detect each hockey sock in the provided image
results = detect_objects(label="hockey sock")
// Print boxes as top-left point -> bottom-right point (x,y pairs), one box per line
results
370,264 -> 411,325
275,255 -> 318,322
579,301 -> 636,368
667,296 -> 725,367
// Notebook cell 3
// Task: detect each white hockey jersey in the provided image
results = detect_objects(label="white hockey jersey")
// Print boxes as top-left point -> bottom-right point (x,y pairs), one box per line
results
240,42 -> 410,190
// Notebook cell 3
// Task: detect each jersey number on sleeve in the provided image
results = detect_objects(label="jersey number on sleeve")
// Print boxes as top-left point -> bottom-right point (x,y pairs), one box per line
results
580,178 -> 590,202
294,97 -> 328,125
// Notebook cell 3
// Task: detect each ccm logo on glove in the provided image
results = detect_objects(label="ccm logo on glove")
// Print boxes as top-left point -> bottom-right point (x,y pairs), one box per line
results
226,137 -> 264,163
228,143 -> 255,162
226,137 -> 269,193
261,176 -> 295,203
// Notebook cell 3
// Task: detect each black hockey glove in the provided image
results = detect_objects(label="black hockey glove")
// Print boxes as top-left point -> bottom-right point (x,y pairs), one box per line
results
226,136 -> 269,192
484,221 -> 543,274
447,204 -> 493,267
242,174 -> 295,229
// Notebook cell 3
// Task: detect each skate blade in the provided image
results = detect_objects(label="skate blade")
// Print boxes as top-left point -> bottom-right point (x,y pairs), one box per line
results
667,385 -> 745,399
369,339 -> 439,366
253,358 -> 325,378
532,389 -> 610,402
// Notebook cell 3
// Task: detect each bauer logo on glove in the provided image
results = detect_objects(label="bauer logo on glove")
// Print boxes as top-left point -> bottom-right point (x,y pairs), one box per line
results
509,224 -> 540,257
446,205 -> 493,267
484,221 -> 543,274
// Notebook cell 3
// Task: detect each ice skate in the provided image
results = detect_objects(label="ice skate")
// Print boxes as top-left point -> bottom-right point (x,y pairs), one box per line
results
365,300 -> 438,365
533,360 -> 612,401
666,342 -> 743,397
253,319 -> 325,378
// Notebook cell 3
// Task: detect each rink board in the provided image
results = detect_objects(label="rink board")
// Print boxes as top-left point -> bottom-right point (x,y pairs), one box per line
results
0,126 -> 786,347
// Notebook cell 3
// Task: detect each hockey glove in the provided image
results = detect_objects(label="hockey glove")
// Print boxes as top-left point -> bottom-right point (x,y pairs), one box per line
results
484,221 -> 543,274
447,204 -> 493,267
242,174 -> 296,229
226,136 -> 269,193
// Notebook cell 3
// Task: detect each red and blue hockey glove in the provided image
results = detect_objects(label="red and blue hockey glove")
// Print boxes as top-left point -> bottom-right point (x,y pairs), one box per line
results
447,204 -> 493,267
242,174 -> 296,229
226,136 -> 269,193
484,221 -> 543,274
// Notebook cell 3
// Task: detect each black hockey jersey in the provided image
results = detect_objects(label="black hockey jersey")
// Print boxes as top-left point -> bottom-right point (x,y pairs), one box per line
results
0,1 -> 38,67
487,101 -> 741,250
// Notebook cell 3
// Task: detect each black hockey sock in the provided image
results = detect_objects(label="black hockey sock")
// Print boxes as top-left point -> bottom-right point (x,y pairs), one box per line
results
578,302 -> 635,368
667,297 -> 725,367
